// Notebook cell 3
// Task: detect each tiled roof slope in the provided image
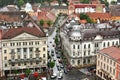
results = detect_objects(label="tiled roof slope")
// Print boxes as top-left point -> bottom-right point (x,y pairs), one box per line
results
99,47 -> 120,60
82,29 -> 120,40
86,13 -> 111,19
2,27 -> 46,39
0,11 -> 27,22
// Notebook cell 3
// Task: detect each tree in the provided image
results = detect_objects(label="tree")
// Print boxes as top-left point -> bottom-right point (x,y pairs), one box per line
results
48,61 -> 55,68
54,36 -> 59,44
39,19 -> 44,26
80,0 -> 89,4
57,0 -> 62,6
80,13 -> 94,23
17,0 -> 24,6
47,20 -> 53,27
25,69 -> 31,75
111,1 -> 116,4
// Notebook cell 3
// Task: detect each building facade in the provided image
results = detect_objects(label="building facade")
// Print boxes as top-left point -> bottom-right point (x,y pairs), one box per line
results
60,18 -> 120,67
96,47 -> 120,80
68,0 -> 106,15
1,27 -> 47,76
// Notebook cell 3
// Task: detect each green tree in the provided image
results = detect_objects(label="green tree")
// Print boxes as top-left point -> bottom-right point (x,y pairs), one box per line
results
48,61 -> 55,68
25,69 -> 31,75
13,70 -> 18,74
80,0 -> 89,4
58,0 -> 62,6
111,1 -> 117,5
80,13 -> 94,23
47,20 -> 53,27
17,0 -> 24,6
39,19 -> 44,26
55,36 -> 59,44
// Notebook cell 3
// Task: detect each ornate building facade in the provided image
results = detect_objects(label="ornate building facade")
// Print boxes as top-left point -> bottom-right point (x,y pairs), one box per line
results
60,17 -> 120,67
1,27 -> 48,76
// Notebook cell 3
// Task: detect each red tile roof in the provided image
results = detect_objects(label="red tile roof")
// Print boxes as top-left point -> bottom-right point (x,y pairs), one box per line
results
74,4 -> 105,8
99,47 -> 120,60
2,27 -> 46,39
86,12 -> 111,19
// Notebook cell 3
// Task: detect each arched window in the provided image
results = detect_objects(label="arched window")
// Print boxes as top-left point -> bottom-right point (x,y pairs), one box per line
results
103,42 -> 105,47
78,60 -> 80,65
107,42 -> 110,47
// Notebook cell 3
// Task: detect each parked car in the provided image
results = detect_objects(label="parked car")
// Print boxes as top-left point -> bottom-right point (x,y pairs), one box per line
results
50,73 -> 57,79
58,71 -> 63,79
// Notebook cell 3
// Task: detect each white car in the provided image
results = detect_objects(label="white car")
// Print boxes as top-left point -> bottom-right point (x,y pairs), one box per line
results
58,71 -> 63,79
50,73 -> 57,79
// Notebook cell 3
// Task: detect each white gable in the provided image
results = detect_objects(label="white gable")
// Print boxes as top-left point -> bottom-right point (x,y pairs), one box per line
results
12,32 -> 39,40
94,35 -> 103,40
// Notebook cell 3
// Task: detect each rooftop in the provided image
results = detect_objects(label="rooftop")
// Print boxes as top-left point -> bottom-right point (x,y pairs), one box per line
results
2,27 -> 46,39
99,47 -> 120,60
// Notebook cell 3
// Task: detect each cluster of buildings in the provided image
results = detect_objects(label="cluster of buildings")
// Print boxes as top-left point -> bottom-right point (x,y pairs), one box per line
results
0,0 -> 120,80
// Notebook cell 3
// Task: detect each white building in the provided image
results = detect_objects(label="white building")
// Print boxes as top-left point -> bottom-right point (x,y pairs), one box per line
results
60,18 -> 120,67
1,27 -> 47,76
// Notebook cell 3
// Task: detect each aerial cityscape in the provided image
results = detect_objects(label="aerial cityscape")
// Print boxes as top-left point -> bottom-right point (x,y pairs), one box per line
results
0,0 -> 120,80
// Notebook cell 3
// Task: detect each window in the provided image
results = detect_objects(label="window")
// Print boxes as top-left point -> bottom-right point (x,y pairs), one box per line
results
17,48 -> 21,53
30,62 -> 33,65
88,59 -> 90,63
103,42 -> 105,47
30,54 -> 32,58
107,65 -> 108,70
29,42 -> 33,45
78,45 -> 79,49
23,48 -> 27,53
84,51 -> 86,56
43,60 -> 46,64
104,57 -> 106,62
36,61 -> 39,64
4,50 -> 6,53
107,58 -> 109,63
24,62 -> 26,65
73,52 -> 75,56
83,59 -> 86,64
24,55 -> 26,58
88,44 -> 90,48
44,41 -> 46,44
23,42 -> 27,45
43,47 -> 45,51
18,55 -> 20,59
116,41 -> 118,45
110,67 -> 112,73
73,45 -> 75,49
88,50 -> 90,55
11,56 -> 15,59
12,63 -> 15,66
36,54 -> 39,58
4,57 -> 7,60
107,42 -> 110,47
43,54 -> 45,58
84,44 -> 86,49
5,64 -> 7,67
113,69 -> 115,75
18,63 -> 21,66
29,47 -> 33,52
112,42 -> 114,46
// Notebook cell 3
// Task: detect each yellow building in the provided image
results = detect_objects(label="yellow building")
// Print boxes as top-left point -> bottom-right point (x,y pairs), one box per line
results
1,27 -> 48,77
96,47 -> 119,80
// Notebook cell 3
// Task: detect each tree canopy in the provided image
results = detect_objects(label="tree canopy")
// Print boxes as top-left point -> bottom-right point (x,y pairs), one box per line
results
80,13 -> 94,23
80,0 -> 89,4
39,19 -> 44,26
48,61 -> 55,68
47,20 -> 53,27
